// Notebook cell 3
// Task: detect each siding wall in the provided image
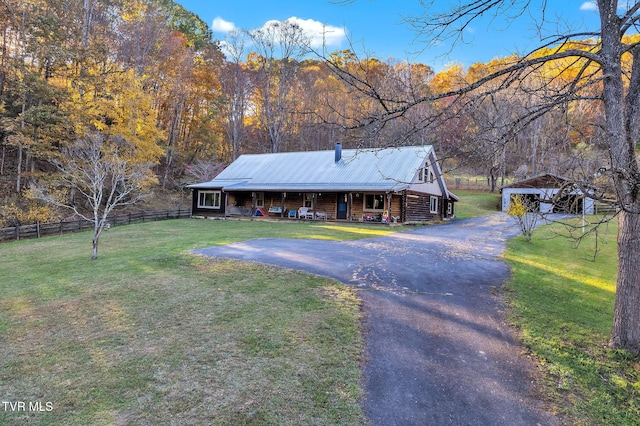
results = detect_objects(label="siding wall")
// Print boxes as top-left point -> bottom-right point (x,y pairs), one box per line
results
403,190 -> 440,222
192,189 -> 227,215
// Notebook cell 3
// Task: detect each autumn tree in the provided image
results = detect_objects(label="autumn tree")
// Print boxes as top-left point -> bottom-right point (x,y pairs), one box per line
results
332,0 -> 640,354
507,194 -> 539,242
2,0 -> 66,192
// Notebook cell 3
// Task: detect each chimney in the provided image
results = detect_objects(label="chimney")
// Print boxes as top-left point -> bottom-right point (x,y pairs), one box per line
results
335,143 -> 342,163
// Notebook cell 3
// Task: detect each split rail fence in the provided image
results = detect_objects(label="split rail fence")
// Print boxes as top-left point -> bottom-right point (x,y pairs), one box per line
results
0,209 -> 191,242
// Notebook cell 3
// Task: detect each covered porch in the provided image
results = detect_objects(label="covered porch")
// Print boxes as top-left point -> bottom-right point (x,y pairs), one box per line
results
224,190 -> 403,222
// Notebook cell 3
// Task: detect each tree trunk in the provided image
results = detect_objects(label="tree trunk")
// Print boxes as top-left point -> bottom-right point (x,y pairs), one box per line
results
16,145 -> 22,193
599,0 -> 640,354
92,222 -> 100,260
92,235 -> 99,260
610,211 -> 640,354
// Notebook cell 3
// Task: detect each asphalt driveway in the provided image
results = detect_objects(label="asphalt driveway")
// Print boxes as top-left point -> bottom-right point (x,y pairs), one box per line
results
193,214 -> 558,425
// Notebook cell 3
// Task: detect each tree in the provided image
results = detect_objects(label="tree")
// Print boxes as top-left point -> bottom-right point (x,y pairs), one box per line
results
32,132 -> 157,260
330,0 -> 640,354
247,20 -> 310,153
507,194 -> 539,243
218,30 -> 251,160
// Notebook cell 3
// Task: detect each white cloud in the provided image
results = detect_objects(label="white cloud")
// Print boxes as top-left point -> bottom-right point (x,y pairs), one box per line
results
212,17 -> 236,33
258,17 -> 346,49
580,1 -> 634,13
579,1 -> 598,11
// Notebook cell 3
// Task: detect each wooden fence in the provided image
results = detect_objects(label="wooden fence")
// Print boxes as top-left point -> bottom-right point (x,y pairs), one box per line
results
0,209 -> 191,242
445,176 -> 517,191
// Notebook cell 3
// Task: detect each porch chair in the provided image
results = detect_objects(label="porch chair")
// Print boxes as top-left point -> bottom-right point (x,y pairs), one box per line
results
298,207 -> 313,219
314,211 -> 327,220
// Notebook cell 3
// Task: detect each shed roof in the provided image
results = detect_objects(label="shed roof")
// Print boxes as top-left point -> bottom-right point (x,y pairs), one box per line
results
500,173 -> 572,190
189,145 -> 436,193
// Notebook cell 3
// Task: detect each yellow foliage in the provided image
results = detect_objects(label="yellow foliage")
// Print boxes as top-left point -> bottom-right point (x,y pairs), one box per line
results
64,65 -> 165,164
430,64 -> 465,93
121,0 -> 148,22
0,201 -> 61,227
507,195 -> 528,217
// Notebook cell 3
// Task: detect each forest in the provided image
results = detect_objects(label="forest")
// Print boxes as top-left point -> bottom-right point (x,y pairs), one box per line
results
0,0 -> 619,226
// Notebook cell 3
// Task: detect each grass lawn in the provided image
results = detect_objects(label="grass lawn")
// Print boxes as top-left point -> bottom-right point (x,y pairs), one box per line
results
4,191 -> 638,425
505,218 -> 640,425
452,189 -> 501,218
0,219 -> 400,425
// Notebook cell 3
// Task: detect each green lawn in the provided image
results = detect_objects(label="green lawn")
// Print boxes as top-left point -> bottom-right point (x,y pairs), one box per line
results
0,219 -> 400,425
452,189 -> 501,218
505,218 -> 640,425
3,196 -> 638,425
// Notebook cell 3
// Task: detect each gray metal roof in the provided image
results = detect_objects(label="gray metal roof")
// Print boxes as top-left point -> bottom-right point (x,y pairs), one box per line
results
188,146 -> 434,192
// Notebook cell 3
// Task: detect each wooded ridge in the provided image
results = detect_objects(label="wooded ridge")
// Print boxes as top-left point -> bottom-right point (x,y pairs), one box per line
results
0,0 -> 626,226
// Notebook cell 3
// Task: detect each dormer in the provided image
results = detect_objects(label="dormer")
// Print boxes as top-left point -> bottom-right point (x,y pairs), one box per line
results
416,162 -> 435,184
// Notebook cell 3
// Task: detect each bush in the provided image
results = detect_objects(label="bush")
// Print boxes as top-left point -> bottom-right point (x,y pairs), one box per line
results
507,194 -> 538,242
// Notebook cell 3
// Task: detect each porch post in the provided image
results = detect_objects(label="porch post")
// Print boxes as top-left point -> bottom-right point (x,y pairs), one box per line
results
281,192 -> 286,218
252,192 -> 257,214
312,193 -> 318,218
348,193 -> 353,221
386,193 -> 392,223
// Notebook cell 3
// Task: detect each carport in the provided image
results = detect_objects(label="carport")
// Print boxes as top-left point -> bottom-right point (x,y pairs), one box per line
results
500,173 -> 594,214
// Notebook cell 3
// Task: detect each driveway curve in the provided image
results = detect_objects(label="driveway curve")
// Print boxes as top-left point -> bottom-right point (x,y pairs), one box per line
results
193,214 -> 558,425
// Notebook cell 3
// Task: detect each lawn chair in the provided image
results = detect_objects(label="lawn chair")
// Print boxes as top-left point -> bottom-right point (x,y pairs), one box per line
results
298,207 -> 313,219
314,211 -> 327,220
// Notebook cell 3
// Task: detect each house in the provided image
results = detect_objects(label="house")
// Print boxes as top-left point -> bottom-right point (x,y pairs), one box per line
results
188,144 -> 458,223
500,173 -> 595,214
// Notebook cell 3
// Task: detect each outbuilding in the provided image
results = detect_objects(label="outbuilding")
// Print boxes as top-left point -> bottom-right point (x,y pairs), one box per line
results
500,173 -> 594,214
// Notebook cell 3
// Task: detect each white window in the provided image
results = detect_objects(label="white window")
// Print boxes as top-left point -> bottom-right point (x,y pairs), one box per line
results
447,201 -> 453,215
417,165 -> 430,183
256,192 -> 264,207
365,194 -> 385,211
198,190 -> 221,209
430,196 -> 438,214
303,193 -> 313,207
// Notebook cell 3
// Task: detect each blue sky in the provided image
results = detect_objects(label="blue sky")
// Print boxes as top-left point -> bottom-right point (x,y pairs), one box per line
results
175,0 -> 601,71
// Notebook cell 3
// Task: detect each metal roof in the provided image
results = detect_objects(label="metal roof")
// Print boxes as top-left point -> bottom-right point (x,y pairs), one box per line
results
500,173 -> 572,190
188,146 -> 435,193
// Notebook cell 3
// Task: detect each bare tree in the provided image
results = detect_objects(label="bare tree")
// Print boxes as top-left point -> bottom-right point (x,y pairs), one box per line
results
183,158 -> 226,182
248,20 -> 310,153
219,30 -> 251,160
328,0 -> 640,354
32,132 -> 156,260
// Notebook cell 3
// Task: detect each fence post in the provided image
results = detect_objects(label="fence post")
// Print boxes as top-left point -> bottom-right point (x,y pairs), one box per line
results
37,221 -> 41,239
15,225 -> 19,241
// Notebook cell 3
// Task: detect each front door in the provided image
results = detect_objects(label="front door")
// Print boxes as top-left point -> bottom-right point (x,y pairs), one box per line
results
337,193 -> 348,219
